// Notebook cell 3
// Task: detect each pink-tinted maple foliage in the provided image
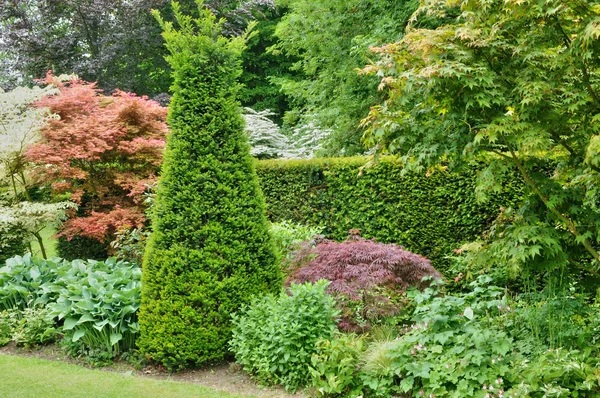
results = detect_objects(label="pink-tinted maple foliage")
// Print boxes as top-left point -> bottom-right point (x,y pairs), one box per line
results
26,72 -> 168,242
287,231 -> 442,332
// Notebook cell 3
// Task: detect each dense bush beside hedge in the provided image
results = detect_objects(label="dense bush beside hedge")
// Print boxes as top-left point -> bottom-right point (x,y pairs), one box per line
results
230,281 -> 339,392
138,4 -> 282,370
257,157 -> 523,273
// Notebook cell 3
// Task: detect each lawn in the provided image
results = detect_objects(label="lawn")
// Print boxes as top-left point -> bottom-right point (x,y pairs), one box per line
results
0,354 -> 252,398
29,226 -> 58,258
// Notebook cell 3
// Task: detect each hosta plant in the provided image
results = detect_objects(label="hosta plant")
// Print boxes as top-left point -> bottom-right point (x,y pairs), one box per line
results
48,258 -> 141,357
0,253 -> 66,311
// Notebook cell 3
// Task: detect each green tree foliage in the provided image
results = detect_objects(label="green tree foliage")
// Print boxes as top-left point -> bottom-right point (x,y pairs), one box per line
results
138,1 -> 282,370
0,84 -> 57,199
239,6 -> 291,122
273,0 -> 418,155
0,0 -> 275,96
361,0 -> 600,279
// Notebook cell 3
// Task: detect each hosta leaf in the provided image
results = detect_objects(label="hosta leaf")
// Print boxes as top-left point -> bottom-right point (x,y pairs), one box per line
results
72,329 -> 85,342
77,313 -> 95,324
63,317 -> 78,330
110,333 -> 122,347
464,307 -> 474,320
93,319 -> 109,331
29,267 -> 41,281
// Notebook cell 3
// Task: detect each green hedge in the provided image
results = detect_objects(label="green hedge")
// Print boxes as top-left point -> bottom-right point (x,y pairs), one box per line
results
257,157 -> 523,274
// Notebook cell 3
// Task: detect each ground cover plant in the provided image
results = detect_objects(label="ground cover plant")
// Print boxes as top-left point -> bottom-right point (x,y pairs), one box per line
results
0,254 -> 140,358
138,1 -> 282,370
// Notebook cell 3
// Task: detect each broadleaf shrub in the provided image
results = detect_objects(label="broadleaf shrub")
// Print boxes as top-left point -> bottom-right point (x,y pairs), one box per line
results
269,220 -> 323,273
138,2 -> 282,370
257,157 -> 523,274
288,233 -> 441,331
47,258 -> 141,357
361,277 -> 514,397
230,281 -> 339,392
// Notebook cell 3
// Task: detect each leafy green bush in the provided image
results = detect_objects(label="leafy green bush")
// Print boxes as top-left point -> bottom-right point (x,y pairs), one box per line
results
361,277 -> 514,397
138,2 -> 282,370
0,253 -> 65,311
0,310 -> 12,346
270,220 -> 323,271
257,157 -> 523,274
109,227 -> 150,265
11,307 -> 56,348
309,333 -> 366,397
230,281 -> 339,392
48,258 -> 141,357
0,254 -> 140,359
0,226 -> 26,265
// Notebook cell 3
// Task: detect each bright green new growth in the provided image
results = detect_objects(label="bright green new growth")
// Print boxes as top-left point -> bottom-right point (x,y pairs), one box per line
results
138,0 -> 282,369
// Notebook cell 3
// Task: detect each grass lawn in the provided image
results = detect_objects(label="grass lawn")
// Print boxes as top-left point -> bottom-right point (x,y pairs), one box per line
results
0,354 -> 252,398
30,226 -> 58,258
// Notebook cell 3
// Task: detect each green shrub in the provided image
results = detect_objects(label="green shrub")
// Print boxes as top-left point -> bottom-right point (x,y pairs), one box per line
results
0,226 -> 26,265
309,333 -> 366,397
270,220 -> 323,272
138,2 -> 282,370
109,227 -> 150,265
11,307 -> 56,348
230,281 -> 339,392
57,235 -> 109,261
0,310 -> 12,346
361,277 -> 514,397
257,157 -> 523,274
0,254 -> 140,359
507,349 -> 600,397
0,253 -> 65,311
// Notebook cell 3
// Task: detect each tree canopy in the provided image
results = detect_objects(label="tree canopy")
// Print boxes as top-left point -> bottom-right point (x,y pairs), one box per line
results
361,0 -> 600,278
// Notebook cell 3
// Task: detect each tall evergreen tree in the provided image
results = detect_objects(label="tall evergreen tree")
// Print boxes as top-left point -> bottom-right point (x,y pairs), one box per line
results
138,0 -> 281,369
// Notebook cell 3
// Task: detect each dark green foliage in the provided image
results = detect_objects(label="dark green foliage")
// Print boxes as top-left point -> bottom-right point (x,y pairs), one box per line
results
273,0 -> 419,155
138,2 -> 282,370
230,281 -> 339,392
0,228 -> 25,265
56,236 -> 109,261
257,157 -> 523,274
239,7 -> 292,123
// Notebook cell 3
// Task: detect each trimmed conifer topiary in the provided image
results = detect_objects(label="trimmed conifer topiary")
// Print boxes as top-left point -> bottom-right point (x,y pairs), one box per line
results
138,1 -> 282,370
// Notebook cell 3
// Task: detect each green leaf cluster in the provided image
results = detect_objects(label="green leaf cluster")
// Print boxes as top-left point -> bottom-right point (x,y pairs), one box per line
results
359,277 -> 514,397
0,254 -> 140,357
229,280 -> 339,392
138,0 -> 282,370
361,0 -> 600,278
272,0 -> 419,155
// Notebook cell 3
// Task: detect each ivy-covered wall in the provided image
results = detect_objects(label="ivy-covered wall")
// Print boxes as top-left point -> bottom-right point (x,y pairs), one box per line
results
257,157 -> 523,274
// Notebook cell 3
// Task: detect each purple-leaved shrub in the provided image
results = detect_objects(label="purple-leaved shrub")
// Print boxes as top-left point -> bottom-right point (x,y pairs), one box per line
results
287,231 -> 442,331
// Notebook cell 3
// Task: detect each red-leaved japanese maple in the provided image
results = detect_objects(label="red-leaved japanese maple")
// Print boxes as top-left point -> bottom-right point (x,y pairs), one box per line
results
26,72 -> 168,243
287,231 -> 442,331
